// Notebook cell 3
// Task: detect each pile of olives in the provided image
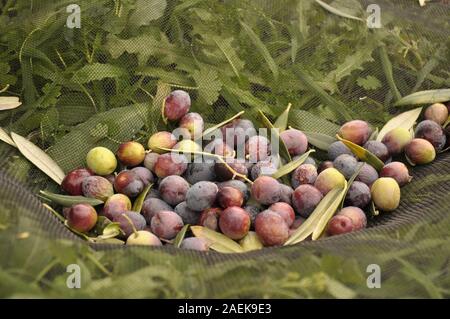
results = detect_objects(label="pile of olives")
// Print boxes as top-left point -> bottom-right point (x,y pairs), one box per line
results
58,90 -> 449,251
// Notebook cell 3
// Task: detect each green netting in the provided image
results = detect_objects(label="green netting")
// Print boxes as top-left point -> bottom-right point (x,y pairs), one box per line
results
0,0 -> 449,298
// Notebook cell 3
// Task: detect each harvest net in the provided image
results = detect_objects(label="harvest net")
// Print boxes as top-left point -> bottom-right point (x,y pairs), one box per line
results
0,0 -> 449,298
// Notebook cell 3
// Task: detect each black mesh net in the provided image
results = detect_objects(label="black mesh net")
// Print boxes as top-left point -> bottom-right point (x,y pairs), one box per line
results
0,0 -> 449,298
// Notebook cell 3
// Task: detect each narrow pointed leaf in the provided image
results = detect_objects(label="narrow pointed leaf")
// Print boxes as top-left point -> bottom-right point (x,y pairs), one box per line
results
132,184 -> 153,213
377,107 -> 423,142
394,89 -> 450,106
98,222 -> 123,240
285,186 -> 343,245
379,46 -> 402,102
272,150 -> 315,179
258,110 -> 291,162
336,135 -> 384,171
11,132 -> 65,184
240,21 -> 279,79
340,163 -> 364,209
312,181 -> 347,240
302,131 -> 336,151
173,224 -> 190,248
191,226 -> 244,253
273,103 -> 292,131
0,96 -> 22,110
0,127 -> 16,147
202,111 -> 245,138
40,190 -> 104,206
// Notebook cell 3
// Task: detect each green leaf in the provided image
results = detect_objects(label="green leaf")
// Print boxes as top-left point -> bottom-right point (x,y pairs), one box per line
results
285,184 -> 346,245
72,63 -> 127,84
39,191 -> 104,207
357,75 -> 382,91
394,89 -> 450,107
336,135 -> 384,171
273,103 -> 292,132
173,224 -> 190,248
272,150 -> 315,179
106,33 -> 181,66
132,184 -> 153,213
325,43 -> 377,92
11,132 -> 66,184
191,226 -> 244,253
0,62 -> 17,87
240,21 -> 279,80
192,68 -> 221,105
37,83 -> 61,109
56,93 -> 96,126
292,68 -> 352,121
97,222 -> 123,240
258,110 -> 291,162
314,0 -> 364,21
379,46 -> 402,102
302,131 -> 336,151
289,110 -> 340,136
213,37 -> 244,78
129,0 -> 167,26
312,181 -> 348,240
377,107 -> 423,142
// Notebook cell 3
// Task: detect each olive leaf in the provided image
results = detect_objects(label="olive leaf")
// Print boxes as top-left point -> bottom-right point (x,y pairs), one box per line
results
173,224 -> 190,248
377,107 -> 422,142
240,21 -> 279,80
0,127 -> 16,147
340,163 -> 364,209
190,226 -> 244,253
302,131 -> 336,151
394,89 -> 450,106
285,183 -> 347,245
94,216 -> 113,234
312,181 -> 348,240
273,103 -> 291,131
314,0 -> 364,22
202,110 -> 245,139
336,135 -> 384,171
39,190 -> 104,207
369,127 -> 379,141
0,96 -> 22,110
97,222 -> 123,240
132,184 -> 153,213
11,132 -> 66,185
258,110 -> 291,162
271,150 -> 315,179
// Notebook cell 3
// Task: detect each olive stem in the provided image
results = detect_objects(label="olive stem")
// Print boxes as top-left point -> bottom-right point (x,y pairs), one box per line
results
121,213 -> 138,237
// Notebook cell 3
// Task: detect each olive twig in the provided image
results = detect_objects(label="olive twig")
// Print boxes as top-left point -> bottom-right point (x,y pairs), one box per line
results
122,213 -> 139,237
